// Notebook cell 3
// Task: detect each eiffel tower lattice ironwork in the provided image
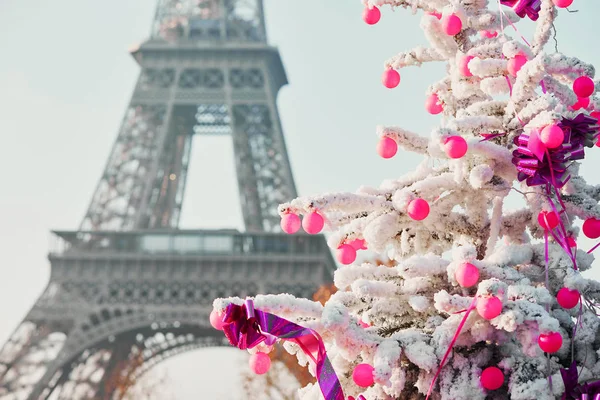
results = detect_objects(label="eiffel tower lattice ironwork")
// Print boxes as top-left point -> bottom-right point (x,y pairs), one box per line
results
0,1 -> 335,398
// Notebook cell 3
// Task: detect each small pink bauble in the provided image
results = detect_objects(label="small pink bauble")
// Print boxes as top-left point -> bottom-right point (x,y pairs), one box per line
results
249,352 -> 271,374
280,213 -> 301,234
337,244 -> 357,265
573,76 -> 595,98
444,136 -> 468,159
209,310 -> 226,330
540,124 -> 564,149
377,137 -> 398,159
382,68 -> 400,88
480,366 -> 504,390
476,296 -> 502,320
349,238 -> 367,250
425,93 -> 444,114
538,332 -> 562,353
567,236 -> 577,248
362,6 -> 381,25
537,210 -> 559,230
428,12 -> 442,19
442,14 -> 462,36
507,55 -> 528,77
583,218 -> 600,239
557,287 -> 580,309
458,55 -> 475,77
480,30 -> 498,38
553,0 -> 573,8
407,198 -> 430,221
572,96 -> 590,111
352,363 -> 374,387
455,262 -> 480,288
302,211 -> 324,234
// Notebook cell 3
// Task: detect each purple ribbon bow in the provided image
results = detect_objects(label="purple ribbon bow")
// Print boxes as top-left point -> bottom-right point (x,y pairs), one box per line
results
500,0 -> 542,20
221,299 -> 345,400
560,361 -> 600,400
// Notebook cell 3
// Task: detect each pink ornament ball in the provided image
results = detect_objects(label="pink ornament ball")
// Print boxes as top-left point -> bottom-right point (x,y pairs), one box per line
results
538,332 -> 562,353
209,310 -> 226,330
302,211 -> 324,234
537,210 -> 559,230
407,198 -> 430,221
362,6 -> 380,25
583,218 -> 600,239
280,213 -> 301,234
425,93 -> 444,115
337,244 -> 357,265
249,352 -> 271,375
458,55 -> 475,77
572,96 -> 590,111
444,136 -> 468,159
480,366 -> 504,391
553,0 -> 573,8
573,76 -> 595,98
480,30 -> 498,38
567,236 -> 577,248
352,363 -> 374,387
442,14 -> 462,36
455,262 -> 480,288
507,55 -> 528,77
540,124 -> 564,149
377,137 -> 398,159
476,296 -> 503,320
557,288 -> 580,309
382,68 -> 400,89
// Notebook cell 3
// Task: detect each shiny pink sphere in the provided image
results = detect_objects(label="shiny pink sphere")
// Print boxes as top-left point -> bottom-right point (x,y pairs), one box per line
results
537,210 -> 559,230
557,288 -> 580,309
407,198 -> 430,221
337,244 -> 357,265
553,0 -> 574,8
302,212 -> 324,234
476,296 -> 503,320
444,136 -> 468,159
442,14 -> 462,36
480,366 -> 504,390
507,55 -> 528,77
249,352 -> 271,374
540,124 -> 564,149
455,262 -> 480,288
209,310 -> 226,330
377,137 -> 398,159
280,213 -> 301,234
458,55 -> 475,77
352,363 -> 374,387
538,332 -> 562,353
425,93 -> 444,114
362,6 -> 381,25
382,68 -> 400,88
583,218 -> 600,239
573,76 -> 595,98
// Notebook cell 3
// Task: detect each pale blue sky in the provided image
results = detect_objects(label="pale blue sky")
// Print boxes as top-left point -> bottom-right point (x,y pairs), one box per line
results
1,1 -> 600,398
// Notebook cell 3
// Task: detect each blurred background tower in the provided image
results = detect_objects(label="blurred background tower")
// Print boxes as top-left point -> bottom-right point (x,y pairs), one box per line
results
0,1 -> 335,398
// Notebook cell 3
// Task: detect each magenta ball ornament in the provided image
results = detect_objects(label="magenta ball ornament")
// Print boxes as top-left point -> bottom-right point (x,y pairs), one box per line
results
362,6 -> 381,25
407,198 -> 430,221
377,137 -> 398,159
209,310 -> 226,330
540,124 -> 564,149
302,212 -> 324,234
455,262 -> 480,288
337,244 -> 357,265
538,332 -> 562,353
442,14 -> 462,36
249,352 -> 271,375
280,213 -> 301,234
425,93 -> 444,114
444,136 -> 468,159
583,218 -> 600,239
557,288 -> 580,309
458,55 -> 475,77
507,55 -> 527,77
553,0 -> 574,8
480,366 -> 504,390
567,237 -> 577,248
382,68 -> 400,88
573,76 -> 595,98
476,296 -> 503,320
352,363 -> 374,387
537,210 -> 559,230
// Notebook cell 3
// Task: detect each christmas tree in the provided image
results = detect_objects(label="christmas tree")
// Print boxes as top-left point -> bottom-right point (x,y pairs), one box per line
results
211,0 -> 600,399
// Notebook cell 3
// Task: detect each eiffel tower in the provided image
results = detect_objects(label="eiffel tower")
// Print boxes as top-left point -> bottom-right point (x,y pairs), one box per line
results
0,1 -> 335,398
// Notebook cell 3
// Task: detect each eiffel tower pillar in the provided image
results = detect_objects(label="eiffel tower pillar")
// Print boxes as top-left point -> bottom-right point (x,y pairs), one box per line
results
0,1 -> 335,399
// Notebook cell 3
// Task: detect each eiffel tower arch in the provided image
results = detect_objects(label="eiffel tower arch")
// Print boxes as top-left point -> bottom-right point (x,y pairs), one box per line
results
0,1 -> 335,398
